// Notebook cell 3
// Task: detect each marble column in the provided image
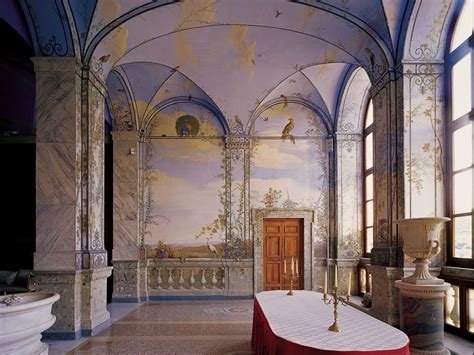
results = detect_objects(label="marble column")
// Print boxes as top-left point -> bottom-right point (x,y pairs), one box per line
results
396,281 -> 450,354
335,133 -> 363,295
111,131 -> 147,301
32,57 -> 111,339
368,69 -> 405,325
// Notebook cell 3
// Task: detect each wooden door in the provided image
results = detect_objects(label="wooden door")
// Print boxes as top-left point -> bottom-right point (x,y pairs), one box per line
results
263,218 -> 303,291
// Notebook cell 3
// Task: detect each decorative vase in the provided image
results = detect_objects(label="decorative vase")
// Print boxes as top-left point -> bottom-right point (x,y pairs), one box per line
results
395,217 -> 450,285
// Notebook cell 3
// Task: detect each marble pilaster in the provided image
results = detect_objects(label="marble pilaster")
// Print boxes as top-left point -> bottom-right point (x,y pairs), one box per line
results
111,131 -> 145,301
32,57 -> 111,338
111,131 -> 140,261
336,133 -> 363,259
33,57 -> 81,271
370,70 -> 405,267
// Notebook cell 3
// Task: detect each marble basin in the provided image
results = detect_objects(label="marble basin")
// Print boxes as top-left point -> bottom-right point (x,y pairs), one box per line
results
0,292 -> 60,355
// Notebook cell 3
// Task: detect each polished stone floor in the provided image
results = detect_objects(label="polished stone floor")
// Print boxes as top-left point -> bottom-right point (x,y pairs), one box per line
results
50,300 -> 254,355
47,300 -> 474,355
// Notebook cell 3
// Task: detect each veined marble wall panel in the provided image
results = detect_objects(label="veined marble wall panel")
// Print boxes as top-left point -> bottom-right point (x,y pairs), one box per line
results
112,133 -> 139,261
113,221 -> 139,260
113,182 -> 137,221
33,58 -> 79,144
113,139 -> 139,183
337,137 -> 363,258
36,143 -> 76,204
33,57 -> 82,271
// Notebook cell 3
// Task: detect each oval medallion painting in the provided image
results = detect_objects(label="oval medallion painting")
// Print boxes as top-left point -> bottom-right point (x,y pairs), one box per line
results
176,115 -> 200,137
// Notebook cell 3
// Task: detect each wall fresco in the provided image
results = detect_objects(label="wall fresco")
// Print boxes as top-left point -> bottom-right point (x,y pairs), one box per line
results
144,104 -> 225,259
250,103 -> 330,257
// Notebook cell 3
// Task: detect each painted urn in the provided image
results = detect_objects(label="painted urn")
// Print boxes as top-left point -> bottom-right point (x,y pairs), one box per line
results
395,217 -> 450,285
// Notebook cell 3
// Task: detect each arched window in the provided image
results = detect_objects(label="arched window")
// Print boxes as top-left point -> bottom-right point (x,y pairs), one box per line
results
363,99 -> 374,255
447,0 -> 473,268
444,0 -> 473,339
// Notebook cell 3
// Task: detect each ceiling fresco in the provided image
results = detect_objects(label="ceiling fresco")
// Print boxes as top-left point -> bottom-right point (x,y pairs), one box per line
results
9,0 -> 436,133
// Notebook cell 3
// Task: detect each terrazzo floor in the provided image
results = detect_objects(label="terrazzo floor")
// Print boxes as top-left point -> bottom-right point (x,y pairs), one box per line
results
47,300 -> 474,355
53,300 -> 254,355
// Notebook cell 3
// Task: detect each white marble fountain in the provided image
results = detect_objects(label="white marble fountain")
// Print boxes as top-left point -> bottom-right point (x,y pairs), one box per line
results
0,292 -> 59,354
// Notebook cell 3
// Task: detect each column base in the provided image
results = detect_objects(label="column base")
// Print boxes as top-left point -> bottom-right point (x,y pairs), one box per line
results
34,267 -> 112,338
112,260 -> 148,302
366,265 -> 403,325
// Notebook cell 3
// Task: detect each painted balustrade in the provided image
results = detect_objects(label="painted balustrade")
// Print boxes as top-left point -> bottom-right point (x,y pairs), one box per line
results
147,258 -> 254,297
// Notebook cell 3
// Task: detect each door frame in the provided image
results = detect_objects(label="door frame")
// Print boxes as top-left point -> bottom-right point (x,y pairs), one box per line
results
252,208 -> 314,294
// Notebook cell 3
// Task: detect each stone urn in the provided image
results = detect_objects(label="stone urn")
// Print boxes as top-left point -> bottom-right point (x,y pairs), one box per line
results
395,217 -> 450,285
0,292 -> 60,354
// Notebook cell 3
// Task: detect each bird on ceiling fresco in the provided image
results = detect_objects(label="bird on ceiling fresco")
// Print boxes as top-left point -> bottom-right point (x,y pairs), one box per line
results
98,54 -> 110,63
170,65 -> 180,73
275,10 -> 282,18
281,118 -> 295,144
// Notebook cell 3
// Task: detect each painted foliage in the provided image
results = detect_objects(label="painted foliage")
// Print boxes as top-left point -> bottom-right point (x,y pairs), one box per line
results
144,103 -> 225,258
250,103 -> 330,254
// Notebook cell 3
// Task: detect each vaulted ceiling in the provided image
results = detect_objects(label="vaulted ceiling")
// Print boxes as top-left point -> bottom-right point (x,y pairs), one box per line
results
3,0 -> 418,133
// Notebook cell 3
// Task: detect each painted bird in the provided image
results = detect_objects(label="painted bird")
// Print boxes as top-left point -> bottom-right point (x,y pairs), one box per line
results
234,115 -> 244,132
98,54 -> 110,63
275,10 -> 282,18
281,118 -> 295,144
206,238 -> 219,257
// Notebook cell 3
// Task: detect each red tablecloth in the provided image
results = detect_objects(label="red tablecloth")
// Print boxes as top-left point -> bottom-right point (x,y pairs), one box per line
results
251,293 -> 410,355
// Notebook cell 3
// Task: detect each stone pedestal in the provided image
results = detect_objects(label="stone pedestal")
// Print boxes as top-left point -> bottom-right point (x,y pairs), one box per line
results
395,280 -> 450,355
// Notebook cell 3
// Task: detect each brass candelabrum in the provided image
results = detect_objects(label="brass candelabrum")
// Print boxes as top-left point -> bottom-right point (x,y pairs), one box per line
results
284,270 -> 299,296
323,286 -> 350,332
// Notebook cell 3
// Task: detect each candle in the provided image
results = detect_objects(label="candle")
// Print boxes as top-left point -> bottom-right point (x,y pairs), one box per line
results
348,272 -> 352,295
324,270 -> 327,294
291,257 -> 294,274
296,259 -> 299,275
334,264 -> 338,288
284,260 -> 287,274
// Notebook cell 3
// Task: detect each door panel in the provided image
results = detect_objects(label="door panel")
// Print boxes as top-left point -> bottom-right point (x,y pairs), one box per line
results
263,218 -> 303,291
266,235 -> 280,257
265,262 -> 281,284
